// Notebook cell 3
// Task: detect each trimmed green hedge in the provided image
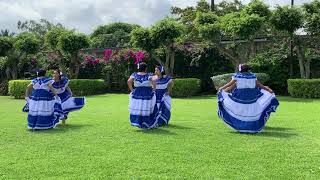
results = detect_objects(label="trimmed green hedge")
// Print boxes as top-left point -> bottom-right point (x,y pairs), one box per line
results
9,80 -> 31,99
8,79 -> 108,99
211,73 -> 270,90
172,78 -> 201,97
288,79 -> 320,98
69,79 -> 107,96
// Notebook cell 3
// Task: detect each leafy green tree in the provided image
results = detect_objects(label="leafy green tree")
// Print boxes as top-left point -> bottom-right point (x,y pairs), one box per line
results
130,18 -> 184,74
0,37 -> 13,56
91,22 -> 139,48
270,6 -> 308,78
58,31 -> 90,78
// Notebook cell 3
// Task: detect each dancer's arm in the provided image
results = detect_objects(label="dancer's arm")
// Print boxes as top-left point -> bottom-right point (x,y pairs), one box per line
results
224,83 -> 236,93
219,79 -> 236,91
48,84 -> 58,96
127,77 -> 134,92
256,81 -> 274,94
151,78 -> 157,92
66,86 -> 73,96
25,83 -> 33,99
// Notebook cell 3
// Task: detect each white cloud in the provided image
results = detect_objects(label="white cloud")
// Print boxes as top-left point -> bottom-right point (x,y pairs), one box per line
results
0,0 -> 312,34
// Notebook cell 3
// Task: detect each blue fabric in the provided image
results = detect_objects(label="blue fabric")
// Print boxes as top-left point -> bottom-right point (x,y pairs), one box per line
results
156,76 -> 171,85
57,90 -> 71,102
228,88 -> 263,104
131,72 -> 152,83
131,87 -> 154,100
130,108 -> 157,128
32,77 -> 52,85
52,77 -> 69,89
23,80 -> 63,129
29,89 -> 54,101
155,101 -> 171,126
28,114 -> 60,129
218,97 -> 279,133
155,89 -> 167,103
233,72 -> 256,79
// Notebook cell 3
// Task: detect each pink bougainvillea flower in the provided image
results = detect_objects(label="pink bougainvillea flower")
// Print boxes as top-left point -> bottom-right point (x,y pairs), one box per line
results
134,51 -> 145,64
104,49 -> 113,62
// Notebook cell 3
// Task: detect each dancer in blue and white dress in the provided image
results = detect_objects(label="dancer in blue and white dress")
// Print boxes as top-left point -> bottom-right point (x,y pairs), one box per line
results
23,69 -> 63,130
153,66 -> 174,126
128,62 -> 157,129
217,64 -> 279,133
52,69 -> 85,125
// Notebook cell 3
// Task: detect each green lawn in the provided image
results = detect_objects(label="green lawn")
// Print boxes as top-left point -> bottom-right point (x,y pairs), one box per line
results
0,94 -> 320,179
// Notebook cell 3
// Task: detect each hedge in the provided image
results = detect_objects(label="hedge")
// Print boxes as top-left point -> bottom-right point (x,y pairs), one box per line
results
172,78 -> 201,97
69,79 -> 107,96
8,80 -> 31,99
8,79 -> 108,99
211,73 -> 270,90
288,79 -> 320,98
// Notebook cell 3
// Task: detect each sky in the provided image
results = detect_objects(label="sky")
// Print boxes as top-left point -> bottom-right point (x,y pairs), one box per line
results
0,0 -> 312,34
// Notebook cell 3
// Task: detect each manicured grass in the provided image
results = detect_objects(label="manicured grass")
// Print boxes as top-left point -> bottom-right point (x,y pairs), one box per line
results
0,94 -> 320,179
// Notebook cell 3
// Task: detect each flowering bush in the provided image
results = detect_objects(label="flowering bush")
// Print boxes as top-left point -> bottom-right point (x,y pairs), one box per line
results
79,48 -> 147,91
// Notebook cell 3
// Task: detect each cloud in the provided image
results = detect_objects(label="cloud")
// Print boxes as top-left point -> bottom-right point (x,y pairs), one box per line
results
0,0 -> 312,34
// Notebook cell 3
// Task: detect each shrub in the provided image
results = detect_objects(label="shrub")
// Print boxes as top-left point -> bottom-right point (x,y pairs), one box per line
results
8,80 -> 31,99
288,79 -> 320,98
172,78 -> 201,97
9,79 -> 108,99
211,73 -> 270,90
69,79 -> 108,96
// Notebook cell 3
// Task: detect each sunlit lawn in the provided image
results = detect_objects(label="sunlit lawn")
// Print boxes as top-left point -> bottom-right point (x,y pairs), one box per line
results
0,94 -> 320,179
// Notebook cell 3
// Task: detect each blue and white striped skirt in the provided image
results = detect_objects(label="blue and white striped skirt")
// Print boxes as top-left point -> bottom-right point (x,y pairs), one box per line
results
155,94 -> 171,126
58,90 -> 85,117
217,89 -> 279,133
129,87 -> 157,129
23,90 -> 63,130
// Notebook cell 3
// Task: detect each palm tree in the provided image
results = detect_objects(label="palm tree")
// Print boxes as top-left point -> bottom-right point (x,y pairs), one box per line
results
211,0 -> 215,11
0,29 -> 15,36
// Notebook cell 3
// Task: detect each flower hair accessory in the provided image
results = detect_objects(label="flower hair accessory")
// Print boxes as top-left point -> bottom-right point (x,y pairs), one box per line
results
238,64 -> 243,72
157,66 -> 164,73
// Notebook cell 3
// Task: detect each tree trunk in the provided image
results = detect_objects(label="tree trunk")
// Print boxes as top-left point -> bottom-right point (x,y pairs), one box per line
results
169,49 -> 175,76
165,47 -> 171,74
11,65 -> 17,79
295,44 -> 306,79
216,46 -> 240,71
305,59 -> 311,79
69,53 -> 80,79
150,51 -> 164,66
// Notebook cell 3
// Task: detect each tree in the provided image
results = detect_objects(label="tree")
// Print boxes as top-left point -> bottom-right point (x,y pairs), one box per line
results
0,29 -> 15,37
0,37 -> 13,56
270,6 -> 308,78
58,31 -> 90,78
130,18 -> 184,75
91,22 -> 140,48
303,0 -> 320,36
215,0 -> 244,16
191,0 -> 268,69
14,33 -> 41,55
18,19 -> 63,39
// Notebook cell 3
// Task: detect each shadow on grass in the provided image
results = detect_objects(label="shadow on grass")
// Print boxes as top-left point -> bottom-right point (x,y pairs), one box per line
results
277,96 -> 317,103
27,123 -> 90,134
174,95 -> 215,100
136,128 -> 177,135
165,124 -> 194,130
229,126 -> 298,138
264,126 -> 293,131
